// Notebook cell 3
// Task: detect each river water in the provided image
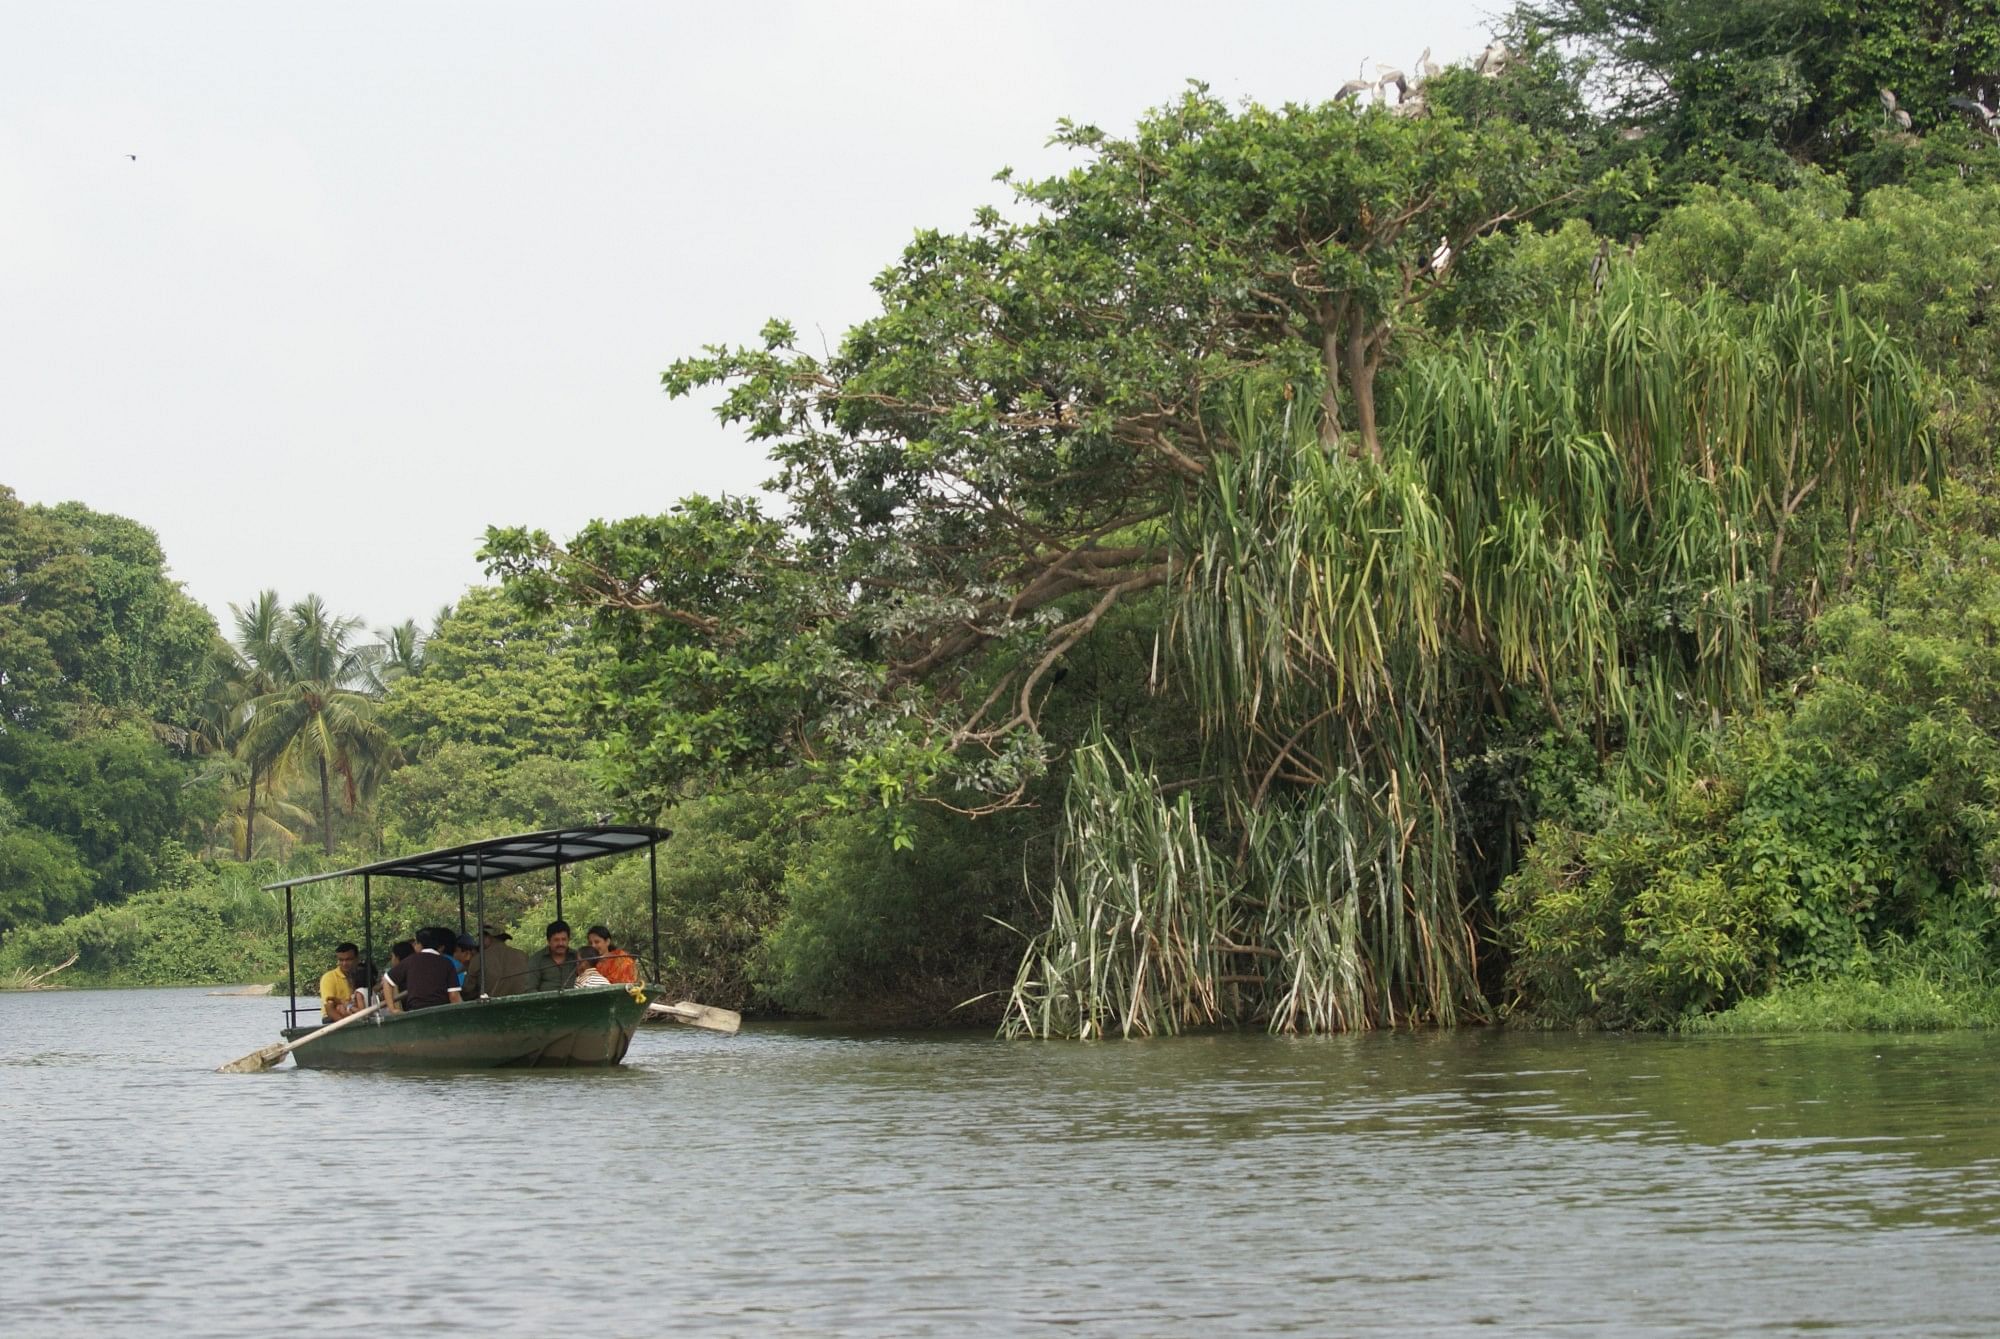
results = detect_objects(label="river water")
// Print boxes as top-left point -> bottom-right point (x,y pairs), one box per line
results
2,989 -> 1997,1336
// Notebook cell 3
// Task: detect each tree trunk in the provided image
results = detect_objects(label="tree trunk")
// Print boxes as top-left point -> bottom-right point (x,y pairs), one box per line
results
1345,309 -> 1381,461
1317,299 -> 1344,447
318,752 -> 334,855
244,763 -> 259,861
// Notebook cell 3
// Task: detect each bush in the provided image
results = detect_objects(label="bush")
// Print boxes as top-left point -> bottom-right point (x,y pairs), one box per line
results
1499,480 -> 2000,1028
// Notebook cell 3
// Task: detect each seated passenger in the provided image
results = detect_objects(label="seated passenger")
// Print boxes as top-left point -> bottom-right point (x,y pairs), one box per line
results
478,924 -> 532,997
526,919 -> 581,992
385,931 -> 461,1011
380,940 -> 416,1013
319,942 -> 362,1022
453,933 -> 481,996
581,925 -> 640,986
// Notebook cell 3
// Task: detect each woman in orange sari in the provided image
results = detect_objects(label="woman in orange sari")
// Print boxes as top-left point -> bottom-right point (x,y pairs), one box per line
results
582,925 -> 641,985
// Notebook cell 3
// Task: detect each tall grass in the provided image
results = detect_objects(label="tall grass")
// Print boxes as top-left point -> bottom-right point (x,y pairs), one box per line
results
1008,269 -> 1935,1037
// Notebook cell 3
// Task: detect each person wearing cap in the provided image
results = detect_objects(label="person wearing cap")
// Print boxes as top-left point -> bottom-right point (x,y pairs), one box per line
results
385,928 -> 463,1011
318,943 -> 362,1022
581,925 -> 641,986
526,919 -> 582,992
478,924 -> 532,998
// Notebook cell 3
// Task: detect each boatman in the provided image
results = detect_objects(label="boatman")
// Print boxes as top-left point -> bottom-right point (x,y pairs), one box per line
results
320,942 -> 363,1022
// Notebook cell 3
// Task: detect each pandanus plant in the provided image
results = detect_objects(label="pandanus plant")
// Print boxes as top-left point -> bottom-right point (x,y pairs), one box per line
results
1008,269 -> 1935,1036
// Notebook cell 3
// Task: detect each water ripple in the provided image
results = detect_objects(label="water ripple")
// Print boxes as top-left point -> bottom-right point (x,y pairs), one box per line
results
2,991 -> 1997,1336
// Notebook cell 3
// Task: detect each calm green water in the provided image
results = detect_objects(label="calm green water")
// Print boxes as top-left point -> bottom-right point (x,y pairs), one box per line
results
2,989 -> 1997,1336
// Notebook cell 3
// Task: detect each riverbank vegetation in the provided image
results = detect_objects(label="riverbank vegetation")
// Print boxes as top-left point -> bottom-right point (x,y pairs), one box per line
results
8,1 -> 2000,1031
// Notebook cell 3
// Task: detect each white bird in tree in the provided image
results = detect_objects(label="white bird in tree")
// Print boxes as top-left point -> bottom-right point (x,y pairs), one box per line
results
1337,58 -> 1376,104
1475,41 -> 1512,76
1417,47 -> 1439,81
1375,60 -> 1408,102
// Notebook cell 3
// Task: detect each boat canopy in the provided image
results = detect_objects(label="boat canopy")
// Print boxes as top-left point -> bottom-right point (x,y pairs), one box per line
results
262,824 -> 671,892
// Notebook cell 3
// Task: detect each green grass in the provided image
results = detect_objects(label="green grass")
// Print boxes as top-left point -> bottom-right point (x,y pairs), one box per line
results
1688,964 -> 2000,1034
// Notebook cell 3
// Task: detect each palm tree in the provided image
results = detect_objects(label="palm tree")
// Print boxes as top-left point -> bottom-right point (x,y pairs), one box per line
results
362,617 -> 427,694
225,591 -> 291,859
242,595 -> 401,855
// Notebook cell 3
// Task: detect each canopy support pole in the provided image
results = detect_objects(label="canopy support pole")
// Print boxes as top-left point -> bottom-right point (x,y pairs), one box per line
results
555,860 -> 563,922
475,854 -> 486,999
362,874 -> 373,1001
285,888 -> 297,1030
457,883 -> 466,935
649,840 -> 660,987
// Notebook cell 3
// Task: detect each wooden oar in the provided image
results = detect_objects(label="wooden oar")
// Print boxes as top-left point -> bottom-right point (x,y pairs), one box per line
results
645,999 -> 741,1034
217,1001 -> 386,1073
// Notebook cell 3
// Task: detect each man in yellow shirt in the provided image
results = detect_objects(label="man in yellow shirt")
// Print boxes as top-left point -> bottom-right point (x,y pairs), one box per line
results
318,942 -> 362,1022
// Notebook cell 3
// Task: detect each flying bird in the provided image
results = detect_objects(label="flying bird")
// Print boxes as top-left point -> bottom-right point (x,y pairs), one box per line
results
125,153 -> 137,160
1950,94 -> 1997,124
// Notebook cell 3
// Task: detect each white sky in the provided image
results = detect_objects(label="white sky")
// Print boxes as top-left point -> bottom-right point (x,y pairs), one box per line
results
3,0 -> 1494,634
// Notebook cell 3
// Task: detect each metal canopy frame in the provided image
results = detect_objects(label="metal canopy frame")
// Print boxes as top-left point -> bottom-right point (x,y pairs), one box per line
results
268,824 -> 670,1030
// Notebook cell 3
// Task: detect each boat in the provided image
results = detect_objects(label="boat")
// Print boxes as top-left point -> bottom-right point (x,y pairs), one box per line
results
263,824 -> 669,1070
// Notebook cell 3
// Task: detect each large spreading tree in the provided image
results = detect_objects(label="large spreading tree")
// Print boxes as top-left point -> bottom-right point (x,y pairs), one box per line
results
487,82 -> 1582,818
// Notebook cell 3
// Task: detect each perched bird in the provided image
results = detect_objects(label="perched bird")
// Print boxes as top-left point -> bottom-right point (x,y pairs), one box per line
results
1417,47 -> 1439,81
1375,61 -> 1408,102
1895,108 -> 1913,130
1879,87 -> 1898,114
1619,125 -> 1650,141
1429,236 -> 1452,273
1475,41 -> 1512,76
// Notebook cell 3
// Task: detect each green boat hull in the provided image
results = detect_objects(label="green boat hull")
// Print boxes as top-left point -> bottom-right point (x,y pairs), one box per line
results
281,985 -> 647,1070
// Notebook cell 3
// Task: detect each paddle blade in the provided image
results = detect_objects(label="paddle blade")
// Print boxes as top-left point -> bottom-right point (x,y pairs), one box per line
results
647,1000 -> 741,1034
217,1042 -> 290,1073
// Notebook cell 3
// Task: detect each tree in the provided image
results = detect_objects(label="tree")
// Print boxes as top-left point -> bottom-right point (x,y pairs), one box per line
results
0,722 -> 205,904
240,595 -> 399,854
362,616 -> 428,695
378,587 -> 590,763
488,81 -> 1581,816
0,487 -> 216,732
1514,0 -> 2000,201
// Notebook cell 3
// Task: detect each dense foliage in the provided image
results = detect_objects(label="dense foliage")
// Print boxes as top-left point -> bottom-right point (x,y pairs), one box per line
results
12,7 -> 2000,1029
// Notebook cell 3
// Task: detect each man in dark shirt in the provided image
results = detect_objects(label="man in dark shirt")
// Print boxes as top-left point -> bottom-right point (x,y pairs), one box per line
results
385,928 -> 463,1011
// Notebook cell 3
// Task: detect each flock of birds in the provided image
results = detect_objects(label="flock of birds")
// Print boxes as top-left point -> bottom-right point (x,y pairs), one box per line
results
1882,85 -> 2000,144
1334,40 -> 1515,117
1323,45 -> 1997,149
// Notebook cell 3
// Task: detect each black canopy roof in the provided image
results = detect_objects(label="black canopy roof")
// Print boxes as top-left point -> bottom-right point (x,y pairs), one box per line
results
262,824 -> 670,892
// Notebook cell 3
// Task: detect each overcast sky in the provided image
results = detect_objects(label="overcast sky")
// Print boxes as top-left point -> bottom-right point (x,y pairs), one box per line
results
4,0 -> 1495,634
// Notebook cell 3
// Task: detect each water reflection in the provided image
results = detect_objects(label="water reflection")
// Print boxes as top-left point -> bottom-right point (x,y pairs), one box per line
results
2,991 -> 1997,1336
